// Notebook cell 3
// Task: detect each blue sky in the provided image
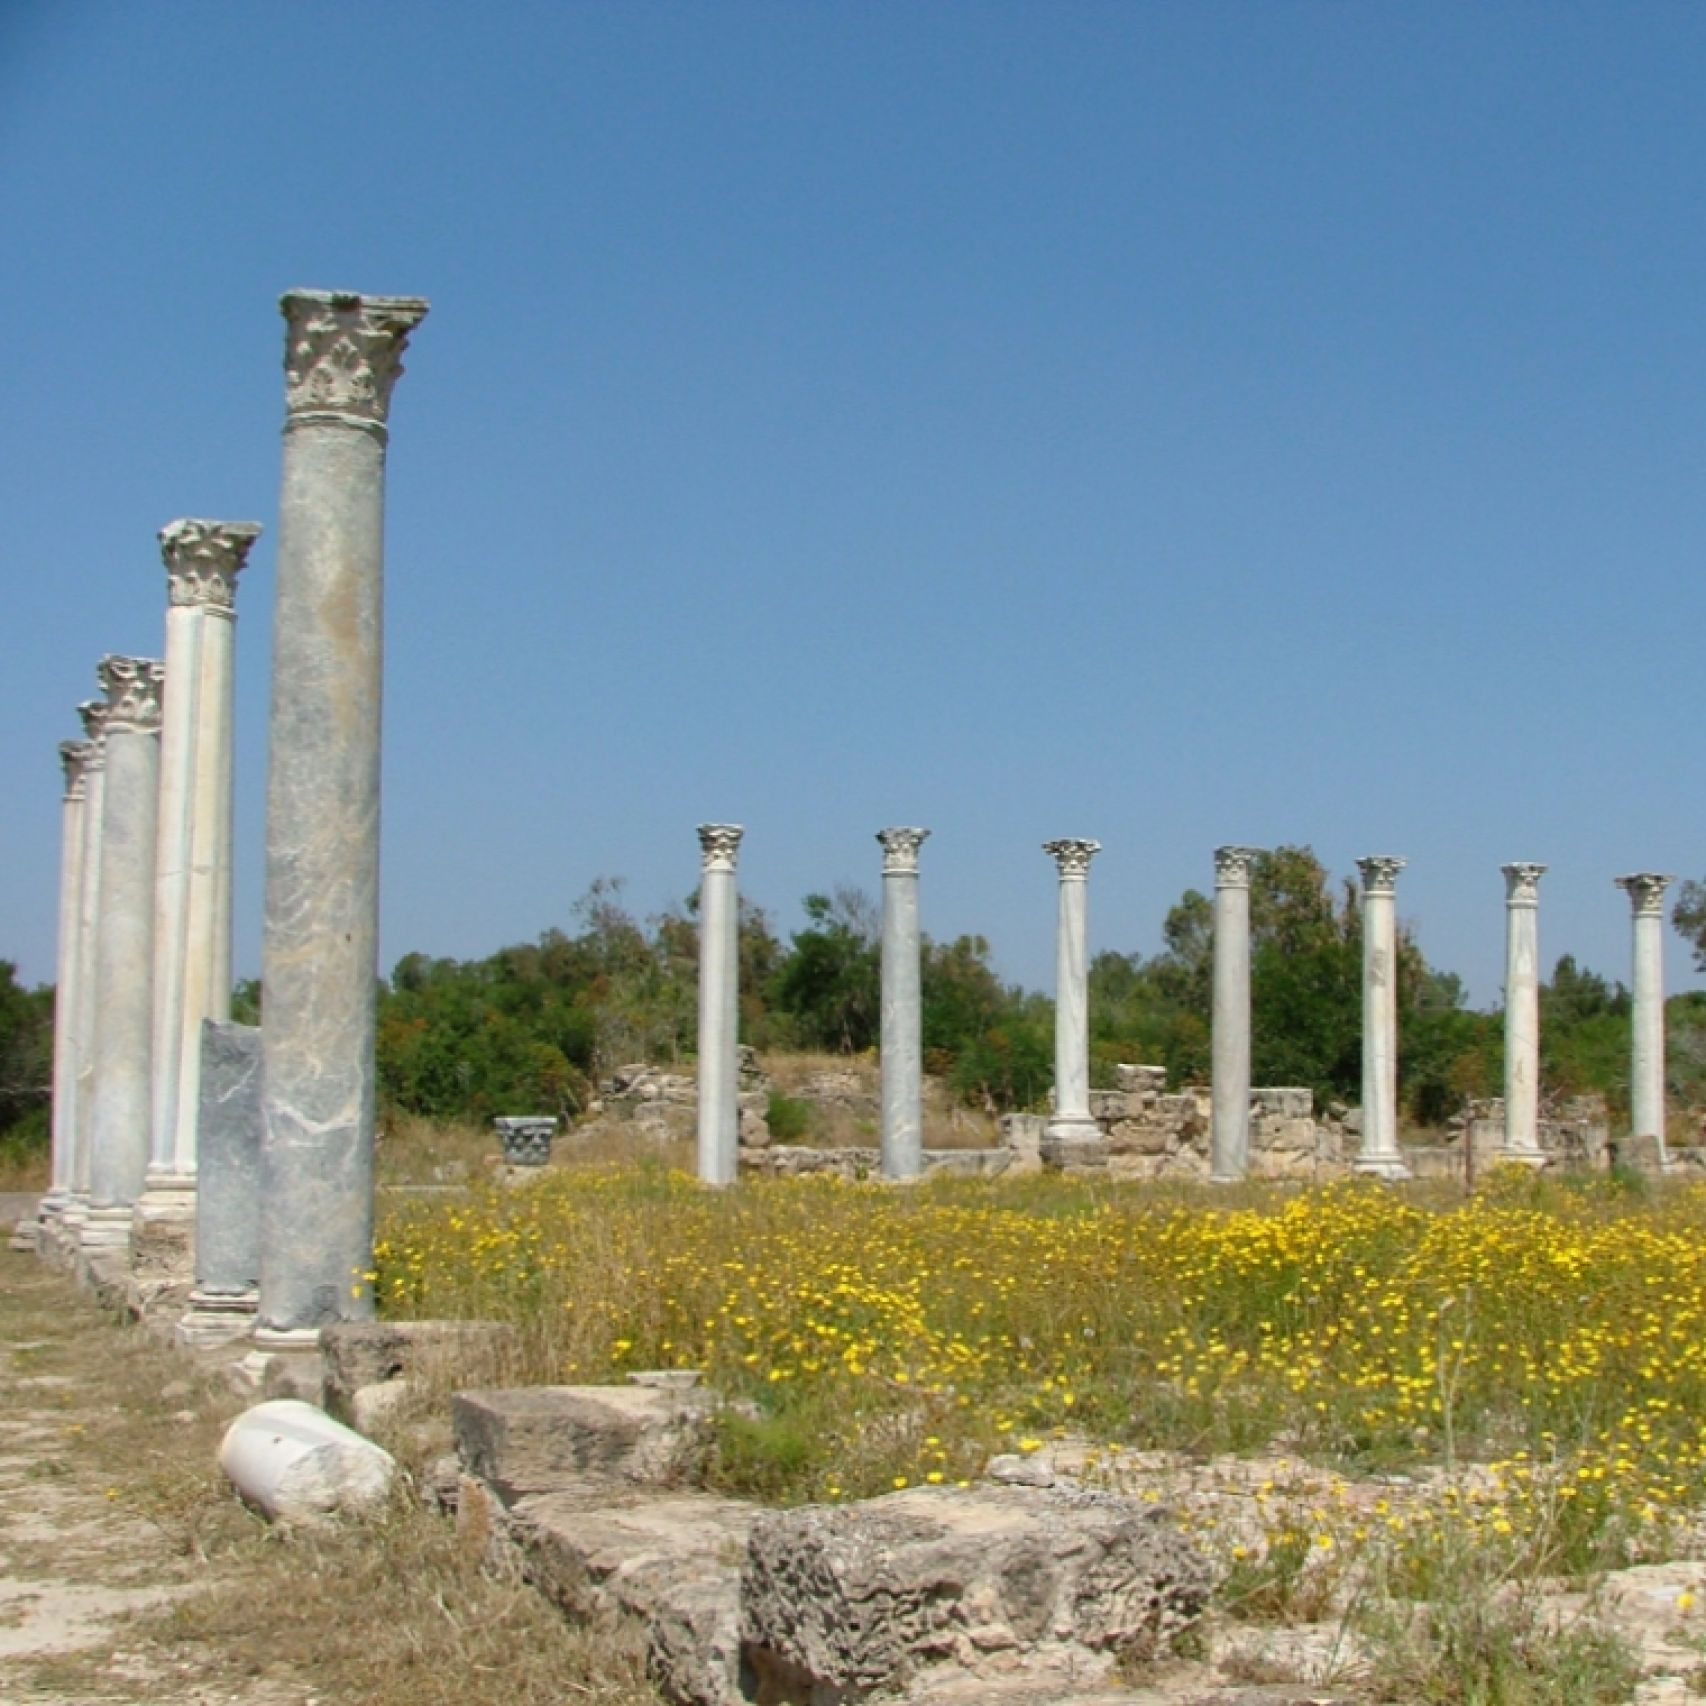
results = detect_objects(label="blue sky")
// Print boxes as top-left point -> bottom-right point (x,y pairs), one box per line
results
3,2 -> 1702,1006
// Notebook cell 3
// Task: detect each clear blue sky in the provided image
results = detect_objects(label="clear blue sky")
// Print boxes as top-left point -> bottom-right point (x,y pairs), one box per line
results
3,1 -> 1702,1007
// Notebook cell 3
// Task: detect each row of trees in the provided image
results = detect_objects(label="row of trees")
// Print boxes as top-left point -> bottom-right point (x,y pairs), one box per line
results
5,850 -> 1705,1147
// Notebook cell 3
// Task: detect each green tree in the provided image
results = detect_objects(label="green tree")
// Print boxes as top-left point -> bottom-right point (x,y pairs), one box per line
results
0,961 -> 54,1148
767,889 -> 880,1053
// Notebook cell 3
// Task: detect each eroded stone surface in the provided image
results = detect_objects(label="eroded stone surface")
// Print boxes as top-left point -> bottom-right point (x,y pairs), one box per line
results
322,1318 -> 515,1422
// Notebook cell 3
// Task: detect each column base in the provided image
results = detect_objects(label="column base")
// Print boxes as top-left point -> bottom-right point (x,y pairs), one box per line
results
175,1289 -> 258,1349
1353,1154 -> 1413,1182
1041,1116 -> 1108,1173
1493,1148 -> 1549,1171
233,1324 -> 325,1401
78,1205 -> 136,1249
36,1188 -> 72,1220
136,1172 -> 197,1223
1209,1171 -> 1249,1185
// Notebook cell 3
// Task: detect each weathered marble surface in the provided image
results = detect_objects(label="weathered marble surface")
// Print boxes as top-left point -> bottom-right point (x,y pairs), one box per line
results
877,827 -> 929,1181
1354,856 -> 1410,1180
1500,862 -> 1547,1163
1043,838 -> 1100,1148
67,702 -> 109,1220
1209,846 -> 1260,1181
44,742 -> 92,1214
1617,873 -> 1673,1158
695,825 -> 743,1186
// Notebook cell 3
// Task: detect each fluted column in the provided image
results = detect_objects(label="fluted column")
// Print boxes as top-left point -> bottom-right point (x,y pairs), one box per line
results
1044,839 -> 1101,1144
878,828 -> 930,1181
1616,872 -> 1673,1162
84,657 -> 165,1246
43,741 -> 93,1217
1500,862 -> 1548,1165
257,289 -> 428,1343
1354,856 -> 1410,1180
695,825 -> 744,1186
144,518 -> 262,1216
65,701 -> 109,1227
1210,846 -> 1262,1182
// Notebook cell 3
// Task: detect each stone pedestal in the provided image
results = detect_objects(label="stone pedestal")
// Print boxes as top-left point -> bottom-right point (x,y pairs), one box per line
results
84,658 -> 165,1248
1616,873 -> 1672,1163
1209,846 -> 1261,1182
1499,862 -> 1548,1166
144,518 -> 261,1220
695,825 -> 744,1186
1043,839 -> 1101,1148
65,700 -> 110,1234
877,828 -> 929,1181
1354,856 -> 1410,1180
43,741 -> 93,1218
257,288 -> 428,1340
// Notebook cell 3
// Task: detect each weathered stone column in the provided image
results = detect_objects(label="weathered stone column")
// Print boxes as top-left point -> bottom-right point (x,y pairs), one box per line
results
695,824 -> 744,1186
1209,846 -> 1262,1182
144,519 -> 262,1217
257,289 -> 428,1343
42,740 -> 93,1218
65,701 -> 109,1228
83,657 -> 165,1247
1616,872 -> 1673,1162
1499,862 -> 1548,1165
1354,856 -> 1410,1180
1044,839 -> 1101,1147
877,827 -> 930,1181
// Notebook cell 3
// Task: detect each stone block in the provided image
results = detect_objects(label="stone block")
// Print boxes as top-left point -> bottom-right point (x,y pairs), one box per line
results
998,1114 -> 1045,1155
1103,1119 -> 1172,1156
1040,1134 -> 1109,1173
1114,1064 -> 1168,1094
1609,1132 -> 1666,1173
493,1116 -> 556,1166
453,1384 -> 713,1503
740,1485 -> 1213,1701
321,1319 -> 517,1421
1251,1087 -> 1314,1120
1087,1089 -> 1129,1121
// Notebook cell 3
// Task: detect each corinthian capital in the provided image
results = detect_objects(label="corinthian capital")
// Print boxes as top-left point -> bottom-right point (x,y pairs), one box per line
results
877,827 -> 930,876
1044,838 -> 1100,880
59,740 -> 93,801
281,289 -> 431,430
1501,862 -> 1547,908
77,699 -> 109,752
97,655 -> 165,734
697,823 -> 744,874
159,518 -> 263,610
1616,872 -> 1673,918
1213,845 -> 1263,889
1356,855 -> 1407,897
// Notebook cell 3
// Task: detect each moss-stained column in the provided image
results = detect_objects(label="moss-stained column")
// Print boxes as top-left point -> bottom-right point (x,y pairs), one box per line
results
257,289 -> 428,1342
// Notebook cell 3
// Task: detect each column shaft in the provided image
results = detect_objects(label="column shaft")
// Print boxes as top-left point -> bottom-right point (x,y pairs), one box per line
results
85,659 -> 164,1242
258,289 -> 427,1338
1617,874 -> 1672,1159
45,743 -> 90,1210
1354,856 -> 1410,1180
1044,839 -> 1100,1142
695,825 -> 743,1185
1209,847 -> 1259,1181
1500,863 -> 1547,1163
68,707 -> 108,1213
878,828 -> 929,1181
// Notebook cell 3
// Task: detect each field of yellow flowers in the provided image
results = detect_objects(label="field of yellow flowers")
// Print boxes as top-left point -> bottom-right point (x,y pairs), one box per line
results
375,1167 -> 1706,1603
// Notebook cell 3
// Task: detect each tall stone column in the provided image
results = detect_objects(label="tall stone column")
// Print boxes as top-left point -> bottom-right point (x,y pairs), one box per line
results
877,827 -> 930,1181
144,518 -> 262,1217
1499,862 -> 1548,1165
1354,856 -> 1410,1180
1616,872 -> 1673,1161
66,701 -> 109,1226
695,825 -> 744,1186
83,657 -> 165,1247
1044,839 -> 1101,1147
1210,846 -> 1262,1182
257,289 -> 428,1343
42,740 -> 93,1217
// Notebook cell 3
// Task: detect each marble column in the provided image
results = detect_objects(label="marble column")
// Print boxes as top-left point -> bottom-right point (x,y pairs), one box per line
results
1044,839 -> 1101,1145
695,825 -> 744,1186
1499,862 -> 1548,1165
1616,872 -> 1673,1162
257,289 -> 428,1343
1354,856 -> 1410,1180
1209,846 -> 1262,1182
877,827 -> 930,1181
65,701 -> 109,1228
84,657 -> 165,1246
42,740 -> 93,1217
144,518 -> 262,1217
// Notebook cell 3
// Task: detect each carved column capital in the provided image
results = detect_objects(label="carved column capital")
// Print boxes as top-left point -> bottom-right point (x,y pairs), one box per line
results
1616,872 -> 1673,918
97,656 -> 165,734
697,823 -> 745,874
877,827 -> 930,876
77,699 -> 110,762
159,518 -> 263,610
1356,855 -> 1407,897
1044,838 -> 1101,880
281,289 -> 431,434
59,740 -> 93,801
1501,862 -> 1548,908
1213,845 -> 1263,889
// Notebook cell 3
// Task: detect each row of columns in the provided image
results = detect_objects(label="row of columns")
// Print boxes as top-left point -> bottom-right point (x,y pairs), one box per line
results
689,831 -> 1678,1186
43,288 -> 428,1351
